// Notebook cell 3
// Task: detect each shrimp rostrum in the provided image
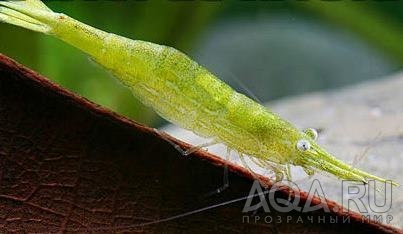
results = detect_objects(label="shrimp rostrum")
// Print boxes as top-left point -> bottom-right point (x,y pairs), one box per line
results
0,0 -> 398,187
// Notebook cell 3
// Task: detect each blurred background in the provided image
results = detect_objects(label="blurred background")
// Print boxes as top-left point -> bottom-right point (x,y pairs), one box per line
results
1,0 -> 402,127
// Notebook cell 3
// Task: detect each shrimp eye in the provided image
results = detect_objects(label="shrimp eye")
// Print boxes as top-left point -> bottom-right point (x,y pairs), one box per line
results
303,128 -> 318,141
296,139 -> 311,151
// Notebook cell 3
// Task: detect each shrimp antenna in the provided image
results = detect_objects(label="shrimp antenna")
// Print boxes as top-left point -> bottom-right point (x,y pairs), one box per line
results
352,132 -> 382,167
221,68 -> 263,104
60,189 -> 271,231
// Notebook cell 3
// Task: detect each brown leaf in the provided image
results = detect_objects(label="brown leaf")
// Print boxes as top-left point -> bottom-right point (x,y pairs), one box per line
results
0,54 -> 400,233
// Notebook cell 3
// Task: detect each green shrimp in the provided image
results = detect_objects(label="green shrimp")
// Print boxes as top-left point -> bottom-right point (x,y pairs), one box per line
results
0,0 -> 398,187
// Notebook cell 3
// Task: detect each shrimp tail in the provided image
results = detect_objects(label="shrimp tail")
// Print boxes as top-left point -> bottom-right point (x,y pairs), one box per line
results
0,0 -> 57,34
0,0 -> 114,64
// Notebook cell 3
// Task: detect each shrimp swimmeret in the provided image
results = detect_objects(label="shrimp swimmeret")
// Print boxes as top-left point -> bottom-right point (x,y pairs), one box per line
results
0,0 -> 399,187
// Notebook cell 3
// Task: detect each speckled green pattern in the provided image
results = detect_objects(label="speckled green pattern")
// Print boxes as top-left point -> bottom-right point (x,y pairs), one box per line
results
0,0 -> 398,186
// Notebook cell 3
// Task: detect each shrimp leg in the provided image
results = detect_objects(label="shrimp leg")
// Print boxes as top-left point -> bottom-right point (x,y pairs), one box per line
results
204,147 -> 231,197
181,141 -> 217,156
155,129 -> 218,156
157,127 -> 231,194
285,164 -> 292,182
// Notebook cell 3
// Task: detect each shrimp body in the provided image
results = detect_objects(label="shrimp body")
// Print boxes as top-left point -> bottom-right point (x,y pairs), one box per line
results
94,38 -> 292,163
0,0 -> 398,186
